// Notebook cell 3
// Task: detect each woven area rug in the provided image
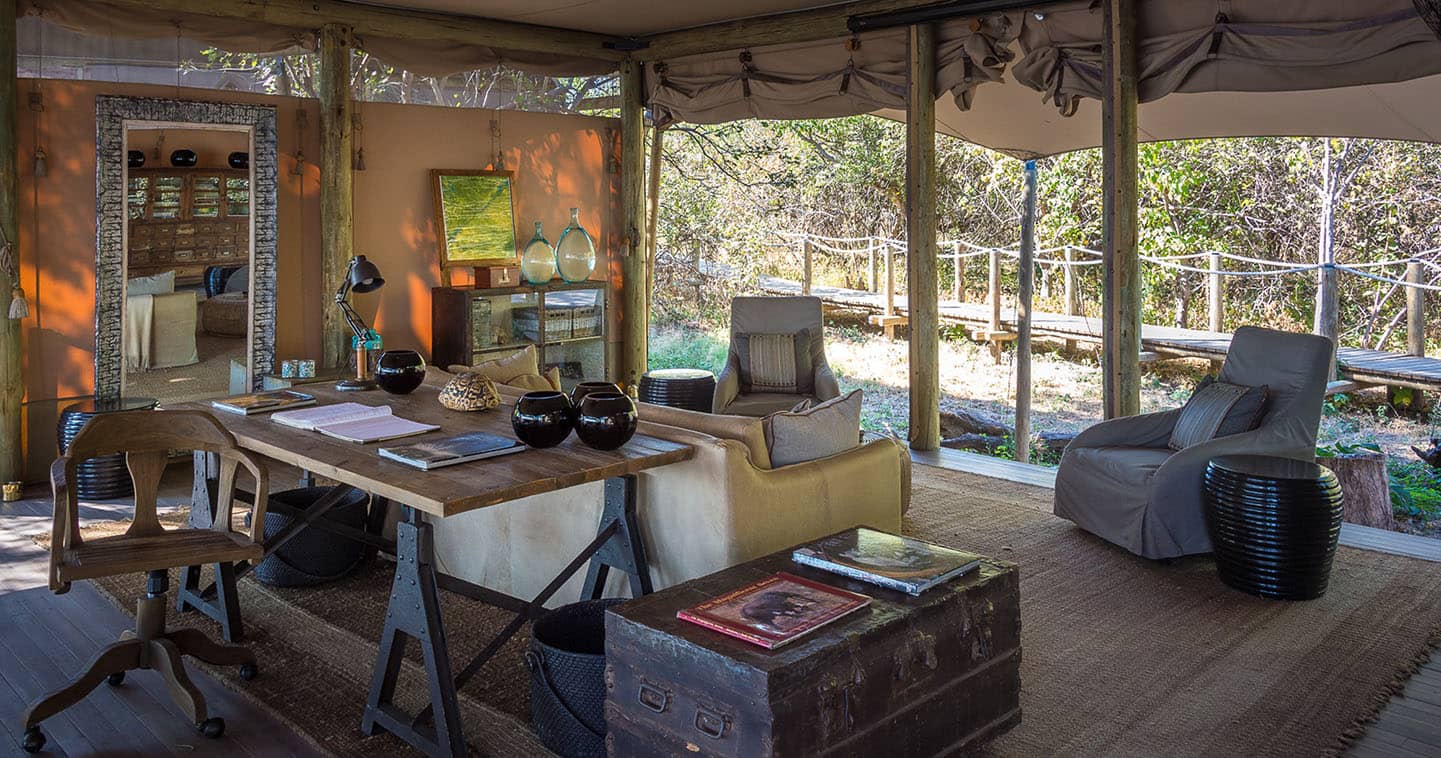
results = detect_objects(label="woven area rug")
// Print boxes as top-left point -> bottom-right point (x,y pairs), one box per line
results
42,465 -> 1441,757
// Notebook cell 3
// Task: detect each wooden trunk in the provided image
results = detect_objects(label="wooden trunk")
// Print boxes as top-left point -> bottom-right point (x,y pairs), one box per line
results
1326,452 -> 1395,531
605,537 -> 1021,757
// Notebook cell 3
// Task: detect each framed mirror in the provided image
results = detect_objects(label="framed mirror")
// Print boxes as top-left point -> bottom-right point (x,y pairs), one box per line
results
430,169 -> 518,269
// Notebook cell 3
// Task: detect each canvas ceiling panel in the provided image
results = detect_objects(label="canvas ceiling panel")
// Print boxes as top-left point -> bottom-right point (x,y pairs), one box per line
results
345,0 -> 850,37
23,0 -> 310,54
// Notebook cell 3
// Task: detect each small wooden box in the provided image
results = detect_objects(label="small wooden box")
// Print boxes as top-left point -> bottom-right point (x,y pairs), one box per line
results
605,534 -> 1021,757
472,265 -> 521,288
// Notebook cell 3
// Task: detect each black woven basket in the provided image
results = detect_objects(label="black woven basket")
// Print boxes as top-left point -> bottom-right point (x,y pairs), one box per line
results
527,598 -> 626,758
251,487 -> 370,588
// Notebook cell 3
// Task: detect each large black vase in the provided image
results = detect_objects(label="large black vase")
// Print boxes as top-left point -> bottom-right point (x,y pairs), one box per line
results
568,381 -> 621,411
127,150 -> 146,169
170,149 -> 198,167
574,393 -> 638,451
375,350 -> 426,395
228,151 -> 250,169
512,391 -> 574,448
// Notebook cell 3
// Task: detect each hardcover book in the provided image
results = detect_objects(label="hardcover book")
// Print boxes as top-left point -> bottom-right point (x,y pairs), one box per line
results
676,572 -> 870,650
211,390 -> 315,415
271,402 -> 439,443
378,432 -> 524,470
792,527 -> 982,596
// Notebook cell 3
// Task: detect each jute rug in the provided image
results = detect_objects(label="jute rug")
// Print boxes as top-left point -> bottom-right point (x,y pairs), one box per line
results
41,465 -> 1441,757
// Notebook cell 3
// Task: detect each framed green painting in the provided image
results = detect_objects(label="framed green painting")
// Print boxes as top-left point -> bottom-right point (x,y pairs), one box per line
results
431,169 -> 519,269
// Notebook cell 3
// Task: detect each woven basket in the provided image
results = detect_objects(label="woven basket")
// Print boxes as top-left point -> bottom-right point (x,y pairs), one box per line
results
202,292 -> 249,337
251,487 -> 370,588
527,598 -> 625,758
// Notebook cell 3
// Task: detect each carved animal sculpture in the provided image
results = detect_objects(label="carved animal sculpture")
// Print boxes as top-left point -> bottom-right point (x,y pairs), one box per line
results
1412,438 -> 1441,468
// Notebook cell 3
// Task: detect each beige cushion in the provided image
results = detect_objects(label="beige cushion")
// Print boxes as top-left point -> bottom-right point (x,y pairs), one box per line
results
128,270 -> 175,296
447,345 -> 561,391
637,401 -> 772,470
764,389 -> 862,468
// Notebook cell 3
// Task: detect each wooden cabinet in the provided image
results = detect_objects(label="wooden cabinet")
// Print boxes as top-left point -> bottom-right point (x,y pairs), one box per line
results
431,282 -> 607,386
127,168 -> 250,284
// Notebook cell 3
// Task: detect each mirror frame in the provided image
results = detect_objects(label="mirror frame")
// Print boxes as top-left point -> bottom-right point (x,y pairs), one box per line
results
95,96 -> 278,399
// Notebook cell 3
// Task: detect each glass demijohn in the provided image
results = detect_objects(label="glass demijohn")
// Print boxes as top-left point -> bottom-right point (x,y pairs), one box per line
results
520,221 -> 556,285
555,207 -> 597,283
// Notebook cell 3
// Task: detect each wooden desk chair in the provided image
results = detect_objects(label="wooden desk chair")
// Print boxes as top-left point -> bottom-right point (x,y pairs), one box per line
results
20,410 -> 269,754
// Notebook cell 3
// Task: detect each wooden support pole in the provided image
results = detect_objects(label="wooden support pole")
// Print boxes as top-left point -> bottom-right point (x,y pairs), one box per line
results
319,24 -> 354,370
988,247 -> 1001,333
906,23 -> 939,452
801,237 -> 813,295
1407,259 -> 1425,358
1208,250 -> 1223,333
867,240 -> 877,292
1062,246 -> 1077,351
952,242 -> 964,302
619,58 -> 648,392
1101,0 -> 1141,419
0,0 -> 21,480
885,244 -> 896,316
645,124 -> 663,321
1016,161 -> 1038,465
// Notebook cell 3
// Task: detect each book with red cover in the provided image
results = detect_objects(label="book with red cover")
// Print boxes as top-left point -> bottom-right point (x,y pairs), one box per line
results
676,572 -> 871,650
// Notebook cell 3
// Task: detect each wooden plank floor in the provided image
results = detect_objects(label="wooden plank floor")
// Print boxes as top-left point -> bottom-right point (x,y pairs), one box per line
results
762,276 -> 1441,391
0,475 -> 323,757
910,448 -> 1441,756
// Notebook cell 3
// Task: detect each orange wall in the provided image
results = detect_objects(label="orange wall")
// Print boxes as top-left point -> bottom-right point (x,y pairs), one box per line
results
125,127 -> 250,170
14,79 -> 619,479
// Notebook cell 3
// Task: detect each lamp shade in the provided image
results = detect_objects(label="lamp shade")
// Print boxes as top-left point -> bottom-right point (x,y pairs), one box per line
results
348,255 -> 385,293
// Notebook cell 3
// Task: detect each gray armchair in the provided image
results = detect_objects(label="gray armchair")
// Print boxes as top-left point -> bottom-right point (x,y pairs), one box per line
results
1053,326 -> 1335,559
713,296 -> 841,416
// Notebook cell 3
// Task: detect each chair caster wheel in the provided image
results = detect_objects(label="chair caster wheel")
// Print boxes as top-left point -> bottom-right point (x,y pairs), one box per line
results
199,717 -> 225,739
239,662 -> 258,681
22,726 -> 45,753
107,672 -> 126,686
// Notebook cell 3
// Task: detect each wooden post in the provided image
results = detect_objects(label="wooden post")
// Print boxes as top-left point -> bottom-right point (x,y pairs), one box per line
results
952,242 -> 963,302
0,0 -> 21,480
619,58 -> 648,392
1016,161 -> 1038,465
906,23 -> 939,452
867,240 -> 877,292
319,24 -> 355,370
885,244 -> 896,316
645,124 -> 663,321
988,247 -> 1001,333
1407,259 -> 1425,357
1101,0 -> 1141,419
1062,246 -> 1077,351
801,236 -> 813,295
1208,250 -> 1223,333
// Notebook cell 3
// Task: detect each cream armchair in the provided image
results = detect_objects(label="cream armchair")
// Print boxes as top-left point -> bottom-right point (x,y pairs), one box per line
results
428,379 -> 909,604
1053,326 -> 1334,559
714,296 -> 841,416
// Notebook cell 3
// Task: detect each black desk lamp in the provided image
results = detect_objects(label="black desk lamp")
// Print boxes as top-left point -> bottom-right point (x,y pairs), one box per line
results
335,255 -> 385,391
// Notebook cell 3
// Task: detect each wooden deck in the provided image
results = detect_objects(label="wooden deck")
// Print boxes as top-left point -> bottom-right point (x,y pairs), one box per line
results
763,276 -> 1441,392
910,448 -> 1441,757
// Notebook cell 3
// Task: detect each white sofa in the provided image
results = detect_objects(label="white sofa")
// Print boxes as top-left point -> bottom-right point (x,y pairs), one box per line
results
428,380 -> 910,605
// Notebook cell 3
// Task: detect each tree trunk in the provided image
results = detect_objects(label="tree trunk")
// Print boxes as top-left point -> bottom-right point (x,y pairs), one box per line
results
1325,452 -> 1394,530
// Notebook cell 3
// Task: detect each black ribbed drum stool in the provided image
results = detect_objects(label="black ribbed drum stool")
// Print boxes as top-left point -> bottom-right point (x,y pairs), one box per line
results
57,397 -> 158,500
1203,455 -> 1344,601
638,368 -> 716,413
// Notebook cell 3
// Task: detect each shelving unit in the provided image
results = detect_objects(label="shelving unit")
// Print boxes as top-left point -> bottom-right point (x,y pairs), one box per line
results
431,281 -> 606,386
127,167 -> 250,284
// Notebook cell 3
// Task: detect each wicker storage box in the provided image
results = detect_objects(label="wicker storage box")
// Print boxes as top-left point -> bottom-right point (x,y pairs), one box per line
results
514,305 -> 573,342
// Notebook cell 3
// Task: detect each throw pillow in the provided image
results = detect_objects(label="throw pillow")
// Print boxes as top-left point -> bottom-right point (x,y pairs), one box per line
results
451,345 -> 559,391
128,270 -> 175,296
1168,376 -> 1269,451
731,329 -> 816,394
764,389 -> 863,467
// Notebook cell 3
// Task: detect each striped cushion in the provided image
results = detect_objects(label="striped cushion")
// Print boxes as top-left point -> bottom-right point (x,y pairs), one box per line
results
1168,377 -> 1269,451
748,333 -> 799,393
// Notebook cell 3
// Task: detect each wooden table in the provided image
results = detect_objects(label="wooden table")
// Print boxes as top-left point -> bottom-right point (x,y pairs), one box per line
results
176,378 -> 693,757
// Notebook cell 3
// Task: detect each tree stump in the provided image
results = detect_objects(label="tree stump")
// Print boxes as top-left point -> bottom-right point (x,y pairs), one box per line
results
1324,452 -> 1395,530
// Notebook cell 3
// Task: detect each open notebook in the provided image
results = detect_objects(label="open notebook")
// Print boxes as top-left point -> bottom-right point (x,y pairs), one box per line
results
270,402 -> 439,443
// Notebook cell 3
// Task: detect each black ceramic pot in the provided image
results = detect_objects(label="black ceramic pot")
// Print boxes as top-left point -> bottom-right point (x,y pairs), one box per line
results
374,350 -> 426,395
127,150 -> 146,169
170,149 -> 198,167
574,393 -> 638,451
228,151 -> 250,169
568,381 -> 621,412
512,391 -> 574,448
